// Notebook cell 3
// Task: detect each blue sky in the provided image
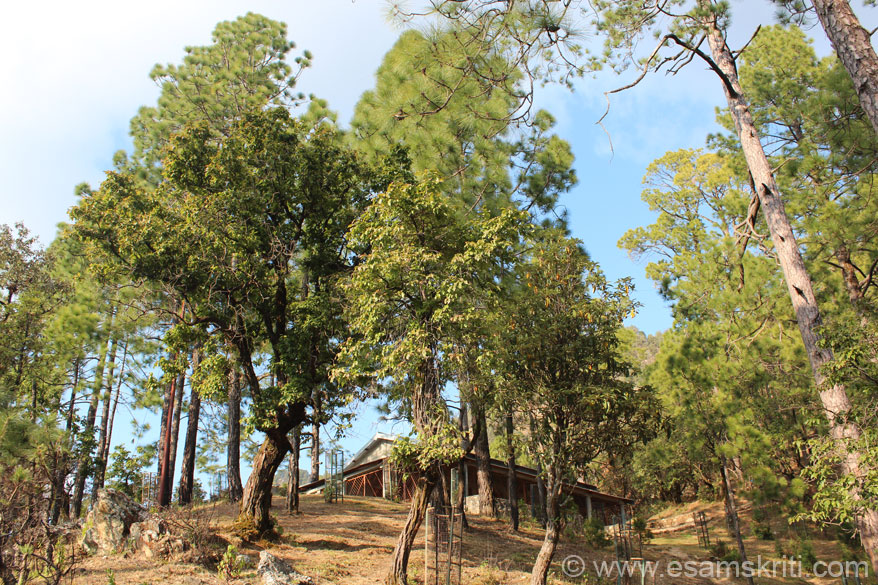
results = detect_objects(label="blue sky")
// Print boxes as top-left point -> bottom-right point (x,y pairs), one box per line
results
2,0 -> 875,487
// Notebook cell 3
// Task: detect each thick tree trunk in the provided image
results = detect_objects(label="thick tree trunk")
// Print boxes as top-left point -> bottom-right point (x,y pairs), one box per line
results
286,427 -> 301,514
227,366 -> 243,502
385,473 -> 436,585
157,371 -> 178,507
473,405 -> 496,517
703,11 -> 878,568
810,0 -> 878,136
71,333 -> 111,518
167,369 -> 186,486
506,412 -> 519,531
720,456 -> 754,585
531,476 -> 561,585
178,358 -> 201,505
156,371 -> 171,480
237,431 -> 290,535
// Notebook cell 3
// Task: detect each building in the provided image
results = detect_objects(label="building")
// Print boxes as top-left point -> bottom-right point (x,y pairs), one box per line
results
299,433 -> 631,524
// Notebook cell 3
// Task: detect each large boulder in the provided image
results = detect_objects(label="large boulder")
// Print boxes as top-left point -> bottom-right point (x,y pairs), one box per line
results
81,489 -> 148,554
81,489 -> 188,559
257,551 -> 314,585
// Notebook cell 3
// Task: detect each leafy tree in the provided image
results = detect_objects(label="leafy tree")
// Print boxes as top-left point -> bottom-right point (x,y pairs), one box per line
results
333,176 -> 526,585
71,108 -> 385,533
493,237 -> 657,585
352,27 -> 577,517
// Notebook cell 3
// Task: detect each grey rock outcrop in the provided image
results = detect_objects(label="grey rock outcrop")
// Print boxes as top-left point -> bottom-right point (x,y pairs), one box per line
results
80,488 -> 187,558
257,551 -> 314,585
81,489 -> 148,554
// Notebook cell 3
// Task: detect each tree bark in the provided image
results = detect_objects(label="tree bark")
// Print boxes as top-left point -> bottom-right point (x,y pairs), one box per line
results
810,0 -> 878,136
51,357 -> 80,524
456,403 -> 470,530
702,10 -> 878,568
237,430 -> 290,534
167,368 -> 186,488
720,456 -> 754,585
71,329 -> 111,518
91,337 -> 119,506
506,412 -> 519,531
100,346 -> 126,475
309,403 -> 321,483
227,366 -> 243,502
178,351 -> 201,505
286,427 -> 301,514
385,473 -> 437,585
473,405 -> 496,517
157,370 -> 178,507
530,476 -> 561,585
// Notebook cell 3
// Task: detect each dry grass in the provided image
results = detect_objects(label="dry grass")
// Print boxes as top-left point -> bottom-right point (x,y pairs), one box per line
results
71,495 -> 874,585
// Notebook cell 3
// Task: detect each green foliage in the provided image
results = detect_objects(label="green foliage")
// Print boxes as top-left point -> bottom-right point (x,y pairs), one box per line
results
106,445 -> 146,498
334,176 -> 527,445
494,236 -> 658,485
351,30 -> 576,223
218,545 -> 247,582
72,107 -> 385,437
583,517 -> 611,549
130,12 -> 312,173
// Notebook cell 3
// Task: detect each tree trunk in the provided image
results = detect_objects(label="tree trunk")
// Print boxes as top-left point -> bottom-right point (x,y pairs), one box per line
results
100,346 -> 127,472
92,341 -> 127,501
178,351 -> 201,505
810,0 -> 878,136
286,427 -> 301,514
309,411 -> 320,483
456,403 -> 470,529
531,476 -> 561,585
227,366 -> 243,502
720,456 -> 754,585
71,331 -> 111,518
52,358 -> 80,524
506,412 -> 519,531
473,405 -> 496,517
156,369 -> 171,480
167,369 -> 186,488
385,473 -> 437,585
237,431 -> 290,535
157,371 -> 178,507
702,8 -> 878,568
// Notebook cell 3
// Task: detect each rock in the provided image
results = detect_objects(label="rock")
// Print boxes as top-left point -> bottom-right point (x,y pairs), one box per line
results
80,488 -> 187,559
81,489 -> 148,554
129,516 -> 186,559
236,553 -> 254,569
257,551 -> 314,585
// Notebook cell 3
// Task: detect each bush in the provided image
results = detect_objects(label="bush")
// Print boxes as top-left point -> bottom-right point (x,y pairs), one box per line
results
583,517 -> 611,549
751,520 -> 774,540
793,539 -> 818,572
217,545 -> 247,582
710,540 -> 740,562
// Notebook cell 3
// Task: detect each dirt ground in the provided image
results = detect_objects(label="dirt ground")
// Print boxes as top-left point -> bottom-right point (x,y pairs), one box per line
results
73,495 -> 873,585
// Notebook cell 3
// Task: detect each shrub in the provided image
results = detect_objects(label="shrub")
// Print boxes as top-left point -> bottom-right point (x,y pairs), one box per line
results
751,521 -> 774,540
583,517 -> 611,549
217,545 -> 247,582
793,539 -> 818,572
632,517 -> 653,543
